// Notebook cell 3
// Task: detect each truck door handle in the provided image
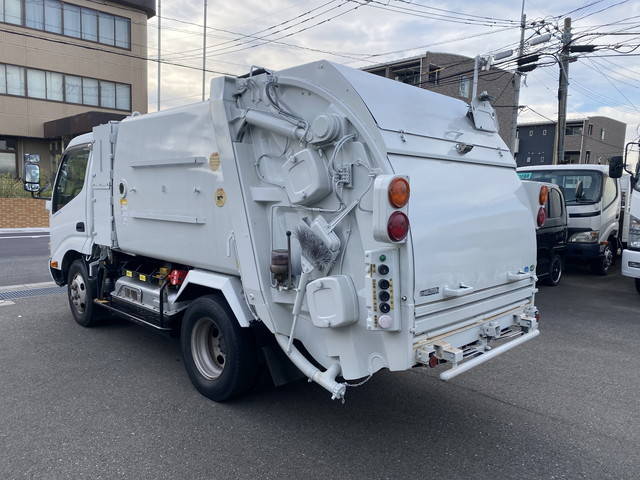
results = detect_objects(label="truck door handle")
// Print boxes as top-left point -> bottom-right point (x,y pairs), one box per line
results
76,222 -> 85,232
507,271 -> 532,281
443,284 -> 474,298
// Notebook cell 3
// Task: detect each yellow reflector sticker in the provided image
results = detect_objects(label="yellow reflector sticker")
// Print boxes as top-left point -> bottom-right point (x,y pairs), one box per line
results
139,274 -> 147,282
120,198 -> 128,205
215,188 -> 226,207
125,270 -> 132,277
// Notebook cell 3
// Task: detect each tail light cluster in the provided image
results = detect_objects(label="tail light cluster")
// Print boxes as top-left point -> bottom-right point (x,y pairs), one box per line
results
537,185 -> 548,227
373,175 -> 410,243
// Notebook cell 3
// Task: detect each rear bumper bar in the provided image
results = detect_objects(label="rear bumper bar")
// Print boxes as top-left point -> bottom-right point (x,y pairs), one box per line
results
414,307 -> 539,381
439,329 -> 539,380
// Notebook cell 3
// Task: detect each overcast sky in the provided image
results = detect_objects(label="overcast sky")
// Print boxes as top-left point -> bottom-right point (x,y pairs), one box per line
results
146,0 -> 640,159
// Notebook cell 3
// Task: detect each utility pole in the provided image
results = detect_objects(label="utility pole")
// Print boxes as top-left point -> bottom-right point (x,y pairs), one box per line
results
157,0 -> 161,111
202,0 -> 208,101
556,17 -> 572,164
509,2 -> 526,154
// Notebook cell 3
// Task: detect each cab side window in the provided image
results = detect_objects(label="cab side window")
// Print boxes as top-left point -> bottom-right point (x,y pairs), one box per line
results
602,177 -> 617,209
52,146 -> 90,213
547,189 -> 563,219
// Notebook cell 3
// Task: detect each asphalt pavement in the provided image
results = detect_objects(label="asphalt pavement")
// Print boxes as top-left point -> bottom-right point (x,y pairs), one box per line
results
0,256 -> 639,479
0,231 -> 51,286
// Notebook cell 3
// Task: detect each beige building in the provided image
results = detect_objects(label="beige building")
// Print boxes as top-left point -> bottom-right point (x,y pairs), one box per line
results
0,0 -> 154,181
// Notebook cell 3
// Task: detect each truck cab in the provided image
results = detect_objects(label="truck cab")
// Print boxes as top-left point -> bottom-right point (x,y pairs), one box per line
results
518,163 -> 623,275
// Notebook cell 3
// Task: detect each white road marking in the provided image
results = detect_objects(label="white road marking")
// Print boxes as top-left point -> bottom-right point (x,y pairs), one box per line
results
0,235 -> 49,239
0,281 -> 57,293
0,300 -> 15,306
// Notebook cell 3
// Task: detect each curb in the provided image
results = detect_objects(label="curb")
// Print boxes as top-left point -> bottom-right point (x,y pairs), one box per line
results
0,227 -> 50,234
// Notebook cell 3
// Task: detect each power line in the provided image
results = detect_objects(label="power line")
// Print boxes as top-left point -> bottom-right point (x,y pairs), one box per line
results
0,25 -> 237,76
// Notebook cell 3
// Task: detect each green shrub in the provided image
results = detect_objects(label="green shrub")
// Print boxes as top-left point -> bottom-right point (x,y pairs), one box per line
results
0,174 -> 31,198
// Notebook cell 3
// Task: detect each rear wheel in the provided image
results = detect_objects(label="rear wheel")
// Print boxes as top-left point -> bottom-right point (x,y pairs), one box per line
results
67,260 -> 102,327
543,254 -> 563,286
591,242 -> 613,276
180,295 -> 259,402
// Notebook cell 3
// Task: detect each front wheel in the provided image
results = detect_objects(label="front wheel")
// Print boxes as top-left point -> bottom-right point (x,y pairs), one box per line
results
542,254 -> 563,286
67,259 -> 102,327
591,243 -> 613,276
180,295 -> 259,402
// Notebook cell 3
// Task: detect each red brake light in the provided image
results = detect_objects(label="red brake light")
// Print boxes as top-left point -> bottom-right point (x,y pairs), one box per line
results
168,269 -> 187,286
536,206 -> 546,227
387,211 -> 409,241
388,177 -> 410,208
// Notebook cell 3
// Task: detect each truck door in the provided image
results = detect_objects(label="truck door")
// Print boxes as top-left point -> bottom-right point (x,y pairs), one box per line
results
50,144 -> 92,266
601,176 -> 620,242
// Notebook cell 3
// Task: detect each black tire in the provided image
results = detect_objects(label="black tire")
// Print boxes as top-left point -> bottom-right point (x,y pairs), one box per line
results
180,294 -> 259,402
542,254 -> 563,286
591,242 -> 613,276
67,259 -> 102,327
635,278 -> 640,295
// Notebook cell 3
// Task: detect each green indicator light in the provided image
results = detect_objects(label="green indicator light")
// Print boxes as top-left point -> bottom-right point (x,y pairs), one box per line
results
379,254 -> 386,262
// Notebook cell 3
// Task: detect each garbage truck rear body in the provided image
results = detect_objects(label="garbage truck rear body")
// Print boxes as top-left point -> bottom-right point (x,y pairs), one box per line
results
45,61 -> 539,401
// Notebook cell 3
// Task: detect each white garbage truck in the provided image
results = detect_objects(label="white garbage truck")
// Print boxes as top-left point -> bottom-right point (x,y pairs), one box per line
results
25,61 -> 540,402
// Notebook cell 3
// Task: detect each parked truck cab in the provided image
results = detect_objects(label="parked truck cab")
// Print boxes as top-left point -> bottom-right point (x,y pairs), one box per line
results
518,163 -> 623,275
28,61 -> 540,402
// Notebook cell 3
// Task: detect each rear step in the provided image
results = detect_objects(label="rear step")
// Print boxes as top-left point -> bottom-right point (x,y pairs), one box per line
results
94,298 -> 175,332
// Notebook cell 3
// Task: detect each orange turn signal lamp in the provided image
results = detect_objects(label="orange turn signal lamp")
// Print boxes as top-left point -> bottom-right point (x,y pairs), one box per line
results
50,260 -> 59,269
388,177 -> 410,208
539,185 -> 549,206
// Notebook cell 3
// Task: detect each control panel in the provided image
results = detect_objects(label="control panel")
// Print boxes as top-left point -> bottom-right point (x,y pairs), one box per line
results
365,248 -> 401,331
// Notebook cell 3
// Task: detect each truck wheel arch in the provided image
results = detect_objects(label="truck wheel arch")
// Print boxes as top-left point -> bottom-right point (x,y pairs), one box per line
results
174,270 -> 256,327
53,250 -> 83,286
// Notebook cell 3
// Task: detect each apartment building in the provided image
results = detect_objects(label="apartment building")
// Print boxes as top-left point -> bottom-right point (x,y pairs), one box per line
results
516,116 -> 627,167
0,0 -> 155,181
363,52 -> 517,146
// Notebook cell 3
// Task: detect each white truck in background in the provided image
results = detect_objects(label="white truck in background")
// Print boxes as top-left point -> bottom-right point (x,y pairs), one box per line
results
24,61 -> 540,402
517,162 -> 624,275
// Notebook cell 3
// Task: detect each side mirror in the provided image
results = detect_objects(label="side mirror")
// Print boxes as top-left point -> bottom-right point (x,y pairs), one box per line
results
609,155 -> 623,179
23,163 -> 40,192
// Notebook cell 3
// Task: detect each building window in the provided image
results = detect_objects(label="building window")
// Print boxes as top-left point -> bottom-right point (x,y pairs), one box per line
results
542,129 -> 547,136
25,0 -> 45,30
27,68 -> 46,99
65,75 -> 82,103
458,75 -> 470,98
566,125 -> 583,135
600,128 -> 605,141
4,0 -> 22,25
427,64 -> 441,85
588,124 -> 593,135
585,151 -> 591,163
63,3 -> 81,37
0,62 -> 132,111
46,71 -> 63,101
391,62 -> 420,86
82,77 -> 99,106
529,130 -> 533,136
0,136 -> 17,176
116,83 -> 130,110
81,8 -> 98,42
6,65 -> 25,96
1,1 -> 131,49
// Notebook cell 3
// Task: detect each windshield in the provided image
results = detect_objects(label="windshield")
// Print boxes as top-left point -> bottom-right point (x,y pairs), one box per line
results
518,170 -> 603,204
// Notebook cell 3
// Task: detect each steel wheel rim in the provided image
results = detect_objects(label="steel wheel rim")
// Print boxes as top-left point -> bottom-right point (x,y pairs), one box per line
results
69,272 -> 87,314
603,246 -> 613,270
551,259 -> 562,283
191,317 -> 226,380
